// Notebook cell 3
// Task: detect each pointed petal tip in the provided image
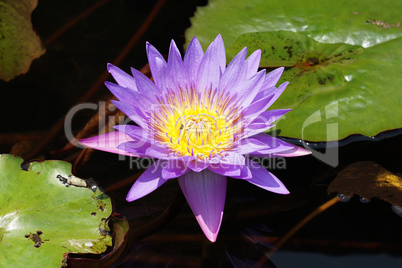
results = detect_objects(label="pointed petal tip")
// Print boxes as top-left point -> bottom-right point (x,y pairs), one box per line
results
277,188 -> 290,195
110,99 -> 118,106
281,146 -> 312,157
178,170 -> 226,243
126,195 -> 135,202
195,213 -> 222,242
125,190 -> 143,202
280,81 -> 289,88
106,62 -> 113,73
212,34 -> 224,47
190,35 -> 199,43
208,237 -> 217,243
170,38 -> 177,46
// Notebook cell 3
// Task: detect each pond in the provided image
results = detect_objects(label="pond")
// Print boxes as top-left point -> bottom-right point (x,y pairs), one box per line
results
1,0 -> 401,267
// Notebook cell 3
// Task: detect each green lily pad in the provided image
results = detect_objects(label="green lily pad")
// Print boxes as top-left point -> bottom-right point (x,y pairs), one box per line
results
0,0 -> 45,81
186,0 -> 402,50
0,154 -> 112,267
186,0 -> 402,141
67,216 -> 130,266
229,32 -> 402,141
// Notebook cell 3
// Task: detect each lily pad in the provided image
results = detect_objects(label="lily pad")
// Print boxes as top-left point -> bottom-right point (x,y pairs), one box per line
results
185,0 -> 402,141
0,0 -> 45,81
67,216 -> 130,267
230,32 -> 402,141
328,161 -> 402,207
186,0 -> 402,50
0,154 -> 112,267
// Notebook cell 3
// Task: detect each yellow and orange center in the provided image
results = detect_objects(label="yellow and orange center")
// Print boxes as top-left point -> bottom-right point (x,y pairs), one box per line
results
152,87 -> 244,160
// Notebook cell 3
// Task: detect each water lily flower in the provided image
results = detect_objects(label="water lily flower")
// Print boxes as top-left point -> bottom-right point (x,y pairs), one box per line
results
80,35 -> 310,242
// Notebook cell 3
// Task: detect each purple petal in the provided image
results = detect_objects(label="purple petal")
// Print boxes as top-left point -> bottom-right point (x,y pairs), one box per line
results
242,109 -> 290,138
207,154 -> 247,178
126,159 -> 168,201
236,70 -> 266,107
251,145 -> 311,158
271,146 -> 311,157
250,109 -> 291,125
185,159 -> 210,172
184,36 -> 204,85
230,164 -> 252,180
236,136 -> 277,155
161,160 -> 191,179
196,35 -> 226,91
79,131 -> 138,157
244,133 -> 309,156
131,67 -> 159,95
262,67 -> 284,89
245,49 -> 261,79
210,34 -> 226,74
145,145 -> 172,159
242,94 -> 275,124
252,82 -> 288,109
105,81 -> 134,104
117,141 -> 153,158
220,152 -> 246,166
114,124 -> 152,143
242,123 -> 275,139
264,82 -> 289,109
107,63 -> 137,91
111,100 -> 148,129
146,42 -> 167,90
106,82 -> 153,112
167,39 -> 190,89
236,133 -> 295,155
246,161 -> 289,194
219,47 -> 247,92
178,169 -> 227,242
208,163 -> 240,177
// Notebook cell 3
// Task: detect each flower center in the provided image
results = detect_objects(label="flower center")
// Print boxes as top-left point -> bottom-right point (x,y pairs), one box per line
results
152,87 -> 244,160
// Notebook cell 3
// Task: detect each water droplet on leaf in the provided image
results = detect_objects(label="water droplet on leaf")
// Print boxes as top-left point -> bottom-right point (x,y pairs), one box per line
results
391,206 -> 402,217
337,193 -> 352,202
360,197 -> 370,203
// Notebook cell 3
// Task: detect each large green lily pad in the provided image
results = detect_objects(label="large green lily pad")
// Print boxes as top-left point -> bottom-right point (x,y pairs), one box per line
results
0,154 -> 112,267
185,0 -> 402,141
0,0 -> 45,81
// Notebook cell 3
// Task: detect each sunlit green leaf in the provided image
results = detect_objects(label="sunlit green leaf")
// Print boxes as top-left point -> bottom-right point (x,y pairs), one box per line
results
0,154 -> 112,267
186,0 -> 402,141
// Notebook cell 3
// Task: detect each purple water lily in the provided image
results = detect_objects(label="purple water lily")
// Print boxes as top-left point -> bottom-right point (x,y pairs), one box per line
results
80,35 -> 310,242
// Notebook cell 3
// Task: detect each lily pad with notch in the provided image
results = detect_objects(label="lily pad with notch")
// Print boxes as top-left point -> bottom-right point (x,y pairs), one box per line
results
0,154 -> 112,267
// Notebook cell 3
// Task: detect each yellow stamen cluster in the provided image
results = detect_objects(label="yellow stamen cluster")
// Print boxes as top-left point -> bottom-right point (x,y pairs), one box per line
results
152,87 -> 244,160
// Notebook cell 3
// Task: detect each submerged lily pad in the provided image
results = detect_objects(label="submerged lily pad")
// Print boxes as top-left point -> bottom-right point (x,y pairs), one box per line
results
328,161 -> 402,207
0,0 -> 45,81
186,0 -> 402,141
0,154 -> 112,267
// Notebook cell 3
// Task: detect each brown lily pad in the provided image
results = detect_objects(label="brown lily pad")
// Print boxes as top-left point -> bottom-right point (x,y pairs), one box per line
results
0,0 -> 45,81
328,161 -> 402,207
